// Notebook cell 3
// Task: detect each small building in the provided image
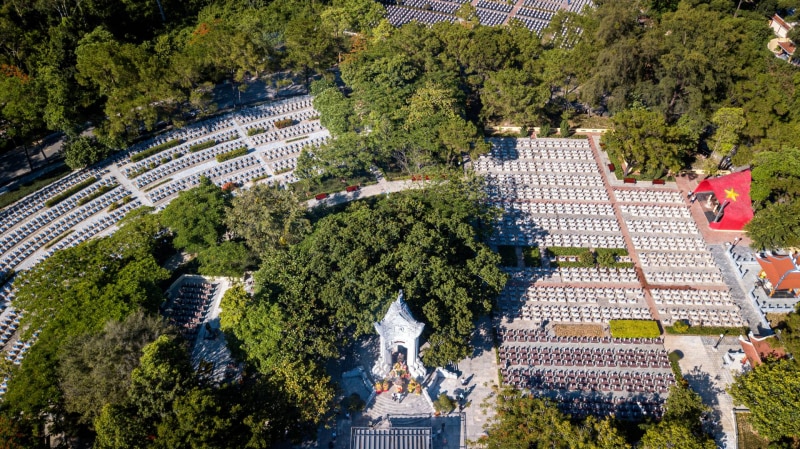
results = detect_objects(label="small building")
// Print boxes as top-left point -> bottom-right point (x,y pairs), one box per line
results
770,14 -> 793,38
350,427 -> 431,449
755,253 -> 800,295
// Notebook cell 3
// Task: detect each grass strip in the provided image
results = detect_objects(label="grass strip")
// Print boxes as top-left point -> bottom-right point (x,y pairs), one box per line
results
189,140 -> 217,153
44,229 -> 74,249
609,319 -> 661,339
0,165 -> 73,211
664,324 -> 748,336
45,177 -> 98,207
130,139 -> 183,162
144,178 -> 172,193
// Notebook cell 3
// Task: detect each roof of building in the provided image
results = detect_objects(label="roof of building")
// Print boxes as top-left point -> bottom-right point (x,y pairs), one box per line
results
778,39 -> 797,55
772,14 -> 793,32
755,253 -> 800,291
692,170 -> 754,231
739,334 -> 786,367
350,427 -> 432,449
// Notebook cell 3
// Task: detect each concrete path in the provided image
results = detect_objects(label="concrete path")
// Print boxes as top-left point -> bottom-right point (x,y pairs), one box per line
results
664,335 -> 739,449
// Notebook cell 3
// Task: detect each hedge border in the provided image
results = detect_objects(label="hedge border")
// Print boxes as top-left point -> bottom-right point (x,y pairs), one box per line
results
45,177 -> 98,208
130,139 -> 183,162
189,140 -> 217,153
216,147 -> 249,163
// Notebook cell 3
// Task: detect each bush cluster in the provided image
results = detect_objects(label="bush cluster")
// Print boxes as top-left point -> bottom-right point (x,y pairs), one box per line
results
609,320 -> 661,339
189,140 -> 217,153
130,139 -> 183,162
274,118 -> 295,129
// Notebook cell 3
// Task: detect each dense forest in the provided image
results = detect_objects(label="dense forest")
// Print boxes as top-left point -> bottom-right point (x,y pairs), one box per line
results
2,0 -> 800,446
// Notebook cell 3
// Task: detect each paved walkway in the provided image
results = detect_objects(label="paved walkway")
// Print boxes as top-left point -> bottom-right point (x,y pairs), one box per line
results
664,335 -> 739,449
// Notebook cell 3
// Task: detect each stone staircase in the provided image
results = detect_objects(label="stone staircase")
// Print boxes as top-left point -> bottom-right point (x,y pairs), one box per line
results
364,390 -> 433,419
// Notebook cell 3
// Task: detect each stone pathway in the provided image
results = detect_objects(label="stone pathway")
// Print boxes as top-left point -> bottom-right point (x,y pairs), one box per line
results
664,335 -> 739,449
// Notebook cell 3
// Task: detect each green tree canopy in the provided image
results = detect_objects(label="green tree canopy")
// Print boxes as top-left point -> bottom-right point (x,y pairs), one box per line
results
162,177 -> 230,253
729,359 -> 800,442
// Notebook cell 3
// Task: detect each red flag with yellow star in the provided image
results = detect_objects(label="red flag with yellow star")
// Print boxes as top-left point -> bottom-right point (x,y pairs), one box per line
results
692,170 -> 753,231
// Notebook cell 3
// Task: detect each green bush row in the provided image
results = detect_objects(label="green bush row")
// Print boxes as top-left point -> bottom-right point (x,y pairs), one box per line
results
246,127 -> 265,136
44,229 -> 74,249
45,177 -> 98,207
523,246 -> 541,267
665,323 -> 748,336
546,246 -> 587,256
274,118 -> 294,129
77,184 -> 115,206
189,140 -> 217,153
609,320 -> 661,339
216,147 -> 249,163
130,139 -> 183,162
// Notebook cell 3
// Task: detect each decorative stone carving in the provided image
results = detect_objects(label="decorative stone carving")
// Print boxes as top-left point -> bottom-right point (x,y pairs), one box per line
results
373,291 -> 426,379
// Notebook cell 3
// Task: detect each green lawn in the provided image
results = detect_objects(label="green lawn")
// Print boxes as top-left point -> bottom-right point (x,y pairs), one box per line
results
0,164 -> 72,210
736,412 -> 769,449
609,320 -> 661,339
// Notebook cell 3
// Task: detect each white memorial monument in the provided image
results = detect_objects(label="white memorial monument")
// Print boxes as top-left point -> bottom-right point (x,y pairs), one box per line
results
373,291 -> 426,379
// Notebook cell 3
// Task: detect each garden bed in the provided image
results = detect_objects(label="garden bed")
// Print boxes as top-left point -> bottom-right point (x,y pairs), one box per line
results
552,324 -> 604,337
130,139 -> 182,162
736,411 -> 769,449
664,324 -> 748,336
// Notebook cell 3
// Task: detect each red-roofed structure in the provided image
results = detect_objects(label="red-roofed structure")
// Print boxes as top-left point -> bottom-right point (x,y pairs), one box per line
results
756,253 -> 800,294
692,170 -> 753,231
771,14 -> 793,38
739,334 -> 786,367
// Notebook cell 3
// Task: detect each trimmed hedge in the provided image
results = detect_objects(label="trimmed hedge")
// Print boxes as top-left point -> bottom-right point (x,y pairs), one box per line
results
45,178 -> 98,207
665,324 -> 748,336
216,147 -> 249,163
497,246 -> 518,267
130,139 -> 183,162
247,127 -> 265,136
609,320 -> 661,339
189,140 -> 217,153
546,246 -> 586,257
523,246 -> 541,267
274,118 -> 294,129
44,229 -> 74,249
77,184 -> 115,206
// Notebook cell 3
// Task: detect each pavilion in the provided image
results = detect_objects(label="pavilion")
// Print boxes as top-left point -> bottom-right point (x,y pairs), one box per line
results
692,170 -> 753,231
755,252 -> 800,297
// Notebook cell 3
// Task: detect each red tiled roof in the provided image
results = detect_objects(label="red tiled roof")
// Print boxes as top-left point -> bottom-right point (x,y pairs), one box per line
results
756,254 -> 800,291
773,14 -> 792,32
740,334 -> 786,367
778,40 -> 797,55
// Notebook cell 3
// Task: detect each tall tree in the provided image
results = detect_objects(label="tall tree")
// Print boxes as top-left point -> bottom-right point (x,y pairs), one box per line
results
161,177 -> 230,253
729,359 -> 800,442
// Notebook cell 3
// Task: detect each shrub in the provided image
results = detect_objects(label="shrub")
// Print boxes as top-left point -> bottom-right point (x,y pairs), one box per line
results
609,320 -> 661,339
539,122 -> 550,137
216,147 -> 249,163
189,140 -> 217,152
545,246 -> 586,257
274,118 -> 295,129
130,139 -> 182,162
497,245 -> 518,267
434,393 -> 455,414
523,246 -> 541,267
597,251 -> 616,266
559,119 -> 570,137
45,178 -> 98,207
578,250 -> 596,266
671,320 -> 690,334
342,393 -> 366,412
246,127 -> 265,137
518,126 -> 529,138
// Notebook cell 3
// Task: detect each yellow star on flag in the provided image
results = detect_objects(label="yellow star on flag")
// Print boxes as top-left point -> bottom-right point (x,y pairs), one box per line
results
724,188 -> 740,202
